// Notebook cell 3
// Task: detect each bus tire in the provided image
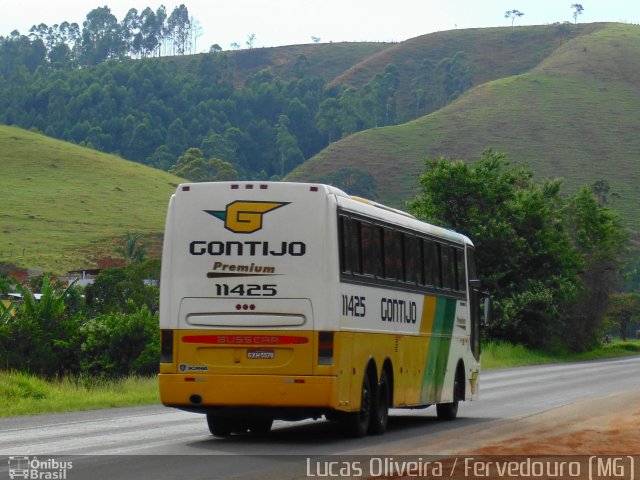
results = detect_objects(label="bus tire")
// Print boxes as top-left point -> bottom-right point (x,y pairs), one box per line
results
436,399 -> 458,420
248,417 -> 273,434
436,367 -> 463,421
206,414 -> 233,437
369,369 -> 390,435
342,373 -> 373,437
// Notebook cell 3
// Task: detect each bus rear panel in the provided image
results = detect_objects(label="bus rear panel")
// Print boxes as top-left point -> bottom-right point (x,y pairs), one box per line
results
159,182 -> 341,418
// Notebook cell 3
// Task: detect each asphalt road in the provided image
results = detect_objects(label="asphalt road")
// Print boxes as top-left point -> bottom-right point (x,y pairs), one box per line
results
1,356 -> 639,479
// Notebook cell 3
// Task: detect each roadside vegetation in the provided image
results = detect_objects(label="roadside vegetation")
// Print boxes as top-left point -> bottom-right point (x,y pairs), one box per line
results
2,340 -> 639,417
0,372 -> 158,417
409,150 -> 634,352
0,235 -> 160,380
481,339 -> 640,370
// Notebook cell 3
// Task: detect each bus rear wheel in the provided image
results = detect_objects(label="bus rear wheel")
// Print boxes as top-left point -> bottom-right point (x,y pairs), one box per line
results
206,414 -> 233,437
436,367 -> 463,421
341,373 -> 373,437
248,417 -> 273,434
436,399 -> 458,420
369,369 -> 390,435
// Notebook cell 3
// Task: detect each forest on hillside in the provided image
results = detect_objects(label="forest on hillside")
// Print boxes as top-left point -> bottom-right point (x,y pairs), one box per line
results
0,4 -> 474,184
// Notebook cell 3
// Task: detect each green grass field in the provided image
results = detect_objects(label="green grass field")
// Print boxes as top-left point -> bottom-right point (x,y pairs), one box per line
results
0,372 -> 159,417
481,339 -> 640,369
0,126 -> 184,273
2,340 -> 638,417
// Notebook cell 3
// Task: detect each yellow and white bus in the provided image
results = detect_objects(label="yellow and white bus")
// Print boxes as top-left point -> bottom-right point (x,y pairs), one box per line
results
159,182 -> 486,437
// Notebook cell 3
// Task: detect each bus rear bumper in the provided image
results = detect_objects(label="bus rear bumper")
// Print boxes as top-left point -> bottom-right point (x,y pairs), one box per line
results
159,373 -> 339,412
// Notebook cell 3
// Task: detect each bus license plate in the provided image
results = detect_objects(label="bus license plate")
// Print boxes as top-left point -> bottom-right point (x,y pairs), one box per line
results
247,349 -> 275,359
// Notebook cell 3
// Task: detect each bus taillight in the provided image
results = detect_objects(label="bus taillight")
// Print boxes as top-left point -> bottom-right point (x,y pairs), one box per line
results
161,330 -> 174,363
318,331 -> 334,365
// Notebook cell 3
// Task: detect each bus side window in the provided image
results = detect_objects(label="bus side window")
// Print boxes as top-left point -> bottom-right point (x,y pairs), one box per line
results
439,245 -> 451,290
383,227 -> 400,280
339,215 -> 351,274
433,243 -> 444,289
373,225 -> 384,278
361,222 -> 374,276
466,247 -> 478,287
456,247 -> 467,293
422,239 -> 436,287
404,234 -> 419,284
351,219 -> 363,274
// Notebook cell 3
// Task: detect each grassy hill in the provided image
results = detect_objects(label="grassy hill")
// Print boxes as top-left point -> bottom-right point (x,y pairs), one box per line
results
161,41 -> 393,88
0,126 -> 183,273
228,41 -> 392,84
327,23 -> 603,121
288,23 -> 640,231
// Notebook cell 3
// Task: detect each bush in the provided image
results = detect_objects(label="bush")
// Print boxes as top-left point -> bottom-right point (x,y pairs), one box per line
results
80,305 -> 159,378
0,275 -> 83,377
84,260 -> 160,316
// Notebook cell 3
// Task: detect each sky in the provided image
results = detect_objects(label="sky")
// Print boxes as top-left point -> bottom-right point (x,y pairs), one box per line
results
1,0 -> 639,52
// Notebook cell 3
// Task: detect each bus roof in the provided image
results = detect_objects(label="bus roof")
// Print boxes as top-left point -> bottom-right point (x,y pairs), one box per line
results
174,181 -> 473,247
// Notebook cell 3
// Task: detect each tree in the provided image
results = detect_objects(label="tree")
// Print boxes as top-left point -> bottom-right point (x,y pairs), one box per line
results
607,292 -> 640,340
338,86 -> 364,135
190,17 -> 203,53
169,147 -> 238,181
200,131 -> 237,162
115,232 -> 148,265
408,150 -> 623,351
364,64 -> 400,126
167,4 -> 191,55
562,184 -> 628,349
315,98 -> 342,144
79,6 -> 124,65
122,8 -> 141,57
571,4 -> 584,24
127,120 -> 163,163
504,9 -> 524,28
413,88 -> 426,116
606,293 -> 640,340
166,118 -> 188,155
137,7 -> 160,57
276,115 -> 304,176
84,260 -> 161,316
246,34 -> 256,49
437,51 -> 473,103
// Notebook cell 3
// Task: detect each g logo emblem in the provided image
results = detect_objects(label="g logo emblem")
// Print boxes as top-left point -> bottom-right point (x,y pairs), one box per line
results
205,201 -> 289,234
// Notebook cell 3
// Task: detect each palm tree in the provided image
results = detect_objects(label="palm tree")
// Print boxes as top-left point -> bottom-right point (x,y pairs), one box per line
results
116,232 -> 148,265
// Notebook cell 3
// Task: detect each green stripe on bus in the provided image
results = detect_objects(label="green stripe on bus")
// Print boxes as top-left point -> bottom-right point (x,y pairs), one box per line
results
420,297 -> 457,404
